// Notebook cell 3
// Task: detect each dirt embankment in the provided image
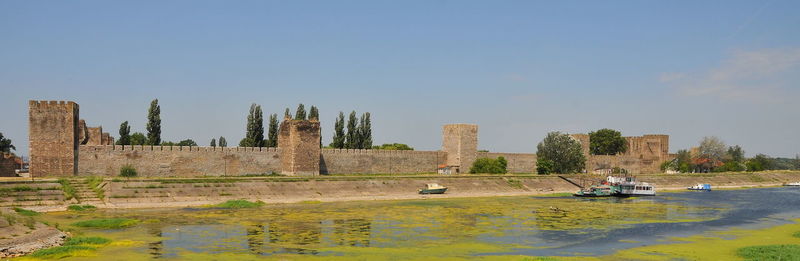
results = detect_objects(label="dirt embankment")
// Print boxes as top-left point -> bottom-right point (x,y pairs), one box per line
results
0,208 -> 67,258
3,171 -> 799,211
86,171 -> 800,209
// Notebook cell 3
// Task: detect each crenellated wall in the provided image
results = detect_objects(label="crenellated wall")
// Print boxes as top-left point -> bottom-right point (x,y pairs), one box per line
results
320,149 -> 446,174
78,145 -> 281,177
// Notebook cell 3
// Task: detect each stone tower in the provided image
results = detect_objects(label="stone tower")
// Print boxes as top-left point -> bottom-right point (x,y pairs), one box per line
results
278,119 -> 321,176
442,124 -> 478,173
28,100 -> 79,177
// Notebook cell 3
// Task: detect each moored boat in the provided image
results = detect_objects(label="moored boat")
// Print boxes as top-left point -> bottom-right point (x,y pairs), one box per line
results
612,176 -> 656,197
419,183 -> 448,194
573,185 -> 616,197
688,184 -> 712,191
784,182 -> 800,186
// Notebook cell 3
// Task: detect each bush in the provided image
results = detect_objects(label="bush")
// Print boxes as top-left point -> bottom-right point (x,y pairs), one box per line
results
58,179 -> 77,200
13,207 -> 39,216
211,200 -> 265,209
72,218 -> 138,229
119,165 -> 137,178
536,158 -> 554,175
469,157 -> 507,174
67,205 -> 97,211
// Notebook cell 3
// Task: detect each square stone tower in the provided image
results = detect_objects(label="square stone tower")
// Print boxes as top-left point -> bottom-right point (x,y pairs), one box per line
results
278,119 -> 321,176
29,100 -> 79,177
442,124 -> 478,174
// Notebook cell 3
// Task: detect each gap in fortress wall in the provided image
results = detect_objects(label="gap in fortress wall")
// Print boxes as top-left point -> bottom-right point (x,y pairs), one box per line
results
29,100 -> 672,177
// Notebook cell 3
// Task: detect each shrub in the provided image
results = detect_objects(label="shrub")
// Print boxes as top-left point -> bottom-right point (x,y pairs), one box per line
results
212,200 -> 265,209
469,157 -> 507,174
67,205 -> 97,211
536,158 -> 554,175
119,164 -> 137,178
13,207 -> 39,216
58,179 -> 77,200
72,218 -> 138,229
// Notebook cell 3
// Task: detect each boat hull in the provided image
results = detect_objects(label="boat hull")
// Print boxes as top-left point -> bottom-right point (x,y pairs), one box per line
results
419,188 -> 447,194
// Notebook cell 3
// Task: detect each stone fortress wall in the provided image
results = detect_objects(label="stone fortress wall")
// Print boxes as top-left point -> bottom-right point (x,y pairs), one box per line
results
29,100 -> 670,177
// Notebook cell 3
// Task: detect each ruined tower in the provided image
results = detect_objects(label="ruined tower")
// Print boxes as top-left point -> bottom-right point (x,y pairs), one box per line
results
442,124 -> 478,173
278,118 -> 321,176
28,101 -> 79,177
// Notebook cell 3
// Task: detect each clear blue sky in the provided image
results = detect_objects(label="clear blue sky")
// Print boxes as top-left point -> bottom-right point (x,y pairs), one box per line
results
2,1 -> 799,158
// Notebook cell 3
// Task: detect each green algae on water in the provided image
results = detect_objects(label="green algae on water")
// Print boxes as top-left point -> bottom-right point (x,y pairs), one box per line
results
72,218 -> 138,229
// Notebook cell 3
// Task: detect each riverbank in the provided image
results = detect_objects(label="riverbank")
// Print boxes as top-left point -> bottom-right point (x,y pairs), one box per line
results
0,208 -> 67,258
2,171 -> 799,211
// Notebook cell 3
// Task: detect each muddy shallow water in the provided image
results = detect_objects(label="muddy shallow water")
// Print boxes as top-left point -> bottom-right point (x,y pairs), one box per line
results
25,187 -> 800,260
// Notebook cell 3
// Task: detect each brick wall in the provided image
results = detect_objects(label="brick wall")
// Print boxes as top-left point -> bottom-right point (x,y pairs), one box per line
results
278,119 -> 321,176
78,145 -> 280,177
0,154 -> 20,177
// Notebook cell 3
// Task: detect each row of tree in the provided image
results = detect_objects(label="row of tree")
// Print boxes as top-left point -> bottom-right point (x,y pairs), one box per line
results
329,111 -> 372,149
239,103 -> 320,147
663,136 -> 799,173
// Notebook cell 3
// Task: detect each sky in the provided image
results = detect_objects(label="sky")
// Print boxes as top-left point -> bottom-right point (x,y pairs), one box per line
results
1,0 -> 799,158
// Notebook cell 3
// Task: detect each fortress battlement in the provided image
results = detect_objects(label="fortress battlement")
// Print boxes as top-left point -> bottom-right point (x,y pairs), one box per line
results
79,145 -> 280,153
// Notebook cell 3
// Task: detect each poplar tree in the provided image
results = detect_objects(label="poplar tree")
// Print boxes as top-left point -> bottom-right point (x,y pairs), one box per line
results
116,121 -> 131,145
295,104 -> 307,120
146,99 -> 161,145
219,136 -> 227,147
360,112 -> 372,149
332,112 -> 345,148
345,111 -> 358,149
284,108 -> 292,119
308,106 -> 319,120
210,138 -> 216,147
244,103 -> 264,147
308,106 -> 321,147
266,114 -> 278,147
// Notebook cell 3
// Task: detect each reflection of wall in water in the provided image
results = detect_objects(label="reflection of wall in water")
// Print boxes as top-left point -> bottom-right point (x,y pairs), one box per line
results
267,221 -> 322,254
247,224 -> 265,255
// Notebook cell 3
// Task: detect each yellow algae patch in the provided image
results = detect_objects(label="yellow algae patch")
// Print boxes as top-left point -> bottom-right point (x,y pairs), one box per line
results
604,219 -> 800,260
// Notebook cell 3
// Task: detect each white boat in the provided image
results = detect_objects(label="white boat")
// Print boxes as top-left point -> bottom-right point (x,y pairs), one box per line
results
688,184 -> 712,191
609,176 -> 656,197
784,182 -> 800,186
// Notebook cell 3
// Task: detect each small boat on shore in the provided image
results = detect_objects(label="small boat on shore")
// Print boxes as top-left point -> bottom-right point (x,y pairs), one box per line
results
573,185 -> 615,197
784,182 -> 800,186
419,183 -> 448,194
688,184 -> 712,191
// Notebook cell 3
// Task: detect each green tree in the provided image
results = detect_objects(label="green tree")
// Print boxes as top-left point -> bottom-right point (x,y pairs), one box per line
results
308,106 -> 319,120
358,113 -> 372,149
536,132 -> 586,174
747,154 -> 772,171
0,132 -> 15,153
266,114 -> 278,147
116,121 -> 131,145
373,143 -> 414,150
588,128 -> 627,155
727,145 -> 745,162
129,132 -> 147,145
345,111 -> 359,149
331,112 -> 346,149
243,104 -> 264,147
146,99 -> 162,145
218,136 -> 227,147
284,108 -> 292,119
536,158 -> 555,174
210,138 -> 216,147
469,157 -> 507,174
177,139 -> 197,146
294,104 -> 307,120
309,106 -> 321,147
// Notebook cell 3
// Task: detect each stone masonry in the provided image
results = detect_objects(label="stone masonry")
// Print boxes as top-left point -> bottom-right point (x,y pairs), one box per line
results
442,124 -> 478,174
278,118 -> 321,176
29,100 -> 671,177
28,101 -> 79,177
